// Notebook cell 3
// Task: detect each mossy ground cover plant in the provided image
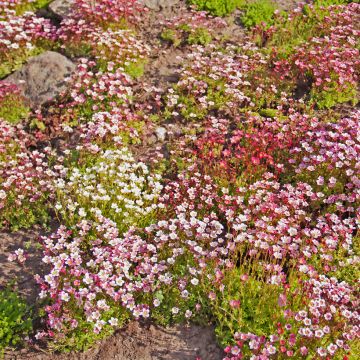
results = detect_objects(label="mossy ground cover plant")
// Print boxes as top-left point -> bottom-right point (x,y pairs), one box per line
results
0,288 -> 32,356
0,1 -> 52,16
188,0 -> 246,17
240,0 -> 276,29
0,82 -> 29,124
1,0 -> 359,359
0,8 -> 56,79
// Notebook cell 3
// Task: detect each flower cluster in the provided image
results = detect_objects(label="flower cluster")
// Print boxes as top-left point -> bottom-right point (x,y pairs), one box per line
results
54,148 -> 163,231
62,60 -> 134,114
0,81 -> 29,123
37,168 -> 228,344
191,115 -> 290,183
52,23 -> 150,129
160,9 -> 226,46
0,0 -> 359,357
0,81 -> 20,99
0,120 -> 56,229
271,3 -> 360,108
58,22 -> 150,67
78,108 -> 143,149
289,110 -> 360,208
0,10 -> 56,76
163,41 -> 291,121
164,43 -> 254,120
0,0 -> 48,16
72,0 -> 145,26
36,219 -> 161,340
224,273 -> 359,360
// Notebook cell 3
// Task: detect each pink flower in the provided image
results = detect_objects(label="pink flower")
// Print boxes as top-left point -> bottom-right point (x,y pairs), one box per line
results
300,346 -> 308,356
278,293 -> 287,307
229,300 -> 241,309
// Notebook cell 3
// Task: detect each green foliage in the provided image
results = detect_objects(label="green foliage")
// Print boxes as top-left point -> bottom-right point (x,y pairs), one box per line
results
314,0 -> 350,5
161,29 -> 182,47
161,27 -> 212,47
259,4 -> 344,52
0,95 -> 29,125
188,27 -> 212,45
348,341 -> 360,360
2,0 -> 53,15
0,194 -> 50,231
0,289 -> 32,356
208,265 -> 303,349
30,118 -> 46,131
258,108 -> 278,118
125,60 -> 146,79
59,42 -> 93,60
310,83 -> 358,109
211,268 -> 281,345
188,0 -> 245,17
241,0 -> 276,29
50,304 -> 129,352
0,47 -> 43,79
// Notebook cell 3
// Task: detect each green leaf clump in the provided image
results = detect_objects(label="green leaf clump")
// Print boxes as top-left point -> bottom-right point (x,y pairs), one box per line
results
0,289 -> 32,357
188,0 -> 245,17
241,0 -> 276,29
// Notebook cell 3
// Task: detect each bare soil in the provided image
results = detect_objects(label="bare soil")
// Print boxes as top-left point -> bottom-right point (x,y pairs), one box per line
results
0,226 -> 49,304
4,322 -> 223,360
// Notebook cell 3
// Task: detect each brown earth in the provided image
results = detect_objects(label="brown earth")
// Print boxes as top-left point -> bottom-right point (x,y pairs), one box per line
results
4,321 -> 224,360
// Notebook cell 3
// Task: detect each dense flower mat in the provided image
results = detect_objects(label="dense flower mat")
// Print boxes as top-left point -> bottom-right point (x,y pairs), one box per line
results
0,0 -> 359,359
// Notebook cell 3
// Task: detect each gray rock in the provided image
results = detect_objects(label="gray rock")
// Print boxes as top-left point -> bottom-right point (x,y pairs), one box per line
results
48,0 -> 74,18
138,0 -> 180,11
6,51 -> 75,108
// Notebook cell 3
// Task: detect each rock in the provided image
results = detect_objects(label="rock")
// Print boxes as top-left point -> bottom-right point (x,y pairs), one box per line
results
48,0 -> 74,18
6,51 -> 75,108
155,126 -> 167,141
138,0 -> 180,11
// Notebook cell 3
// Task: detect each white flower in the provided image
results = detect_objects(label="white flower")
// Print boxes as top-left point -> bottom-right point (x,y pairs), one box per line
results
108,317 -> 118,326
0,190 -> 6,200
190,278 -> 199,286
288,227 -> 298,236
185,310 -> 192,318
78,208 -> 86,217
171,307 -> 179,314
60,291 -> 70,302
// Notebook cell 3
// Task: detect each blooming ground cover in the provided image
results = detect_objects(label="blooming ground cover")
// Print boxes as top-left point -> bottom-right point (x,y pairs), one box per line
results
0,0 -> 359,359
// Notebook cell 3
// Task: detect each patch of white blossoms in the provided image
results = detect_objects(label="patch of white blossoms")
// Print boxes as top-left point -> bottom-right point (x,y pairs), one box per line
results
54,148 -> 163,230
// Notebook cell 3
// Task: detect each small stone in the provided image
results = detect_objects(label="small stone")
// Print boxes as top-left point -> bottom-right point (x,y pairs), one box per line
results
6,51 -> 75,108
49,0 -> 74,18
155,127 -> 167,141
